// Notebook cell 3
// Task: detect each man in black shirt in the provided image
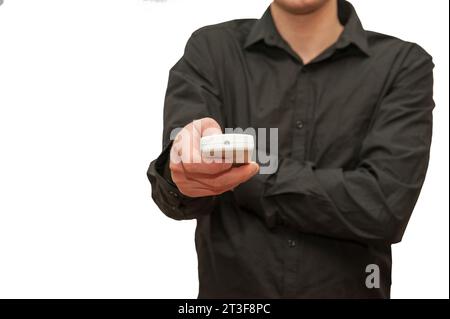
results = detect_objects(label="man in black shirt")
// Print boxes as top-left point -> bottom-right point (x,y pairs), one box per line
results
147,0 -> 434,298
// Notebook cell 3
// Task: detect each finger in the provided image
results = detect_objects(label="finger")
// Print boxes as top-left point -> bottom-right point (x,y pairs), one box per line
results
215,162 -> 260,190
185,119 -> 232,174
173,132 -> 232,175
190,118 -> 229,172
178,186 -> 217,198
174,120 -> 205,166
171,170 -> 221,197
186,162 -> 259,192
173,118 -> 231,175
170,138 -> 183,167
182,161 -> 233,175
179,123 -> 202,165
195,117 -> 222,137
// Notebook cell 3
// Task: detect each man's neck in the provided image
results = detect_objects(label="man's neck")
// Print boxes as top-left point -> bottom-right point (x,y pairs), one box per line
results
270,0 -> 344,64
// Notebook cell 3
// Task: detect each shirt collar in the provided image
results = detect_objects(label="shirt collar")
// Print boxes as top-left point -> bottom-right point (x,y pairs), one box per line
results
244,0 -> 370,56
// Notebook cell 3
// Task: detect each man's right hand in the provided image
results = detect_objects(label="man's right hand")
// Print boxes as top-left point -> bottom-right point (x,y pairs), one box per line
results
169,118 -> 259,198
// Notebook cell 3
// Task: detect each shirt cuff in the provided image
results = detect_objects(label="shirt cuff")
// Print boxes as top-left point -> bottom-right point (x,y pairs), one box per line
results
147,140 -> 217,220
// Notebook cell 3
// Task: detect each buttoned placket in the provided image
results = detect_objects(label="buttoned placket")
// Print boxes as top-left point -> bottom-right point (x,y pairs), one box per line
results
291,65 -> 310,160
282,62 -> 311,298
282,226 -> 302,297
263,32 -> 344,298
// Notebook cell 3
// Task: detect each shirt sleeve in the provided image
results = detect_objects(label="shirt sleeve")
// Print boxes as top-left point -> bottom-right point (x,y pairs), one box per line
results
234,44 -> 435,244
147,30 -> 223,220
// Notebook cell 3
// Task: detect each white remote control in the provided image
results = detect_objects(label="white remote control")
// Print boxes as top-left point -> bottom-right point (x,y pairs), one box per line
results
200,134 -> 254,164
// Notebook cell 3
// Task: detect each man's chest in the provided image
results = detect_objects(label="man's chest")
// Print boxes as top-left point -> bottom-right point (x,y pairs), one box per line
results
218,52 -> 389,168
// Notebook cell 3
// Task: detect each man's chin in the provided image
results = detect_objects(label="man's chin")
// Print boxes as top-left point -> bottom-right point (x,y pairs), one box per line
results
272,0 -> 330,15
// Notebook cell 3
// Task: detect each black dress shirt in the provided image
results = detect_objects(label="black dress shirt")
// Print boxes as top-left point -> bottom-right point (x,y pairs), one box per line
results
147,0 -> 434,298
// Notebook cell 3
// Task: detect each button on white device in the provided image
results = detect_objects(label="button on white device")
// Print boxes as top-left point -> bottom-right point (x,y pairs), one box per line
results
200,134 -> 254,164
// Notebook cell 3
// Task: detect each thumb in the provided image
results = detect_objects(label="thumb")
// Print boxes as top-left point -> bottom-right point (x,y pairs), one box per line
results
233,162 -> 260,183
247,162 -> 260,177
195,117 -> 222,137
223,162 -> 260,192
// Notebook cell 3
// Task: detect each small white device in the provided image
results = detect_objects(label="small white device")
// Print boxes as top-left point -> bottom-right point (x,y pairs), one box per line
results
200,134 -> 254,164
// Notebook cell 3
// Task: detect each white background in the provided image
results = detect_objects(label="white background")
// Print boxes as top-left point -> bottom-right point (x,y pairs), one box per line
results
0,0 -> 448,299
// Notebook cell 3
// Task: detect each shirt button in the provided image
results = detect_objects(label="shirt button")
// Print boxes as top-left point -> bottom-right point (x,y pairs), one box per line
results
169,190 -> 179,198
296,120 -> 304,129
287,239 -> 296,248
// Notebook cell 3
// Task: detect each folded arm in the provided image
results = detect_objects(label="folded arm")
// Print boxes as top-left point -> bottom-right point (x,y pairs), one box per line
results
234,44 -> 435,245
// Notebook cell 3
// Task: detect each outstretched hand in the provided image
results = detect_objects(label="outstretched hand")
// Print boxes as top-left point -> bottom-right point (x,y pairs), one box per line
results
169,118 -> 259,197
